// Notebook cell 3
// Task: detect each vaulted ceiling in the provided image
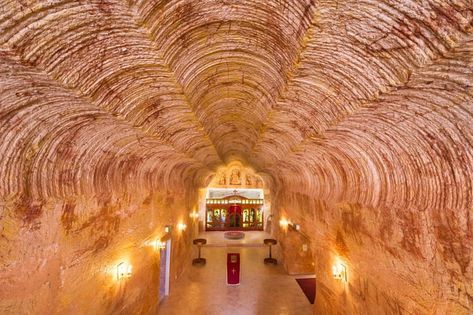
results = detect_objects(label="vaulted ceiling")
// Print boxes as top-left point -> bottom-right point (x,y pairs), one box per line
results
1,0 -> 472,213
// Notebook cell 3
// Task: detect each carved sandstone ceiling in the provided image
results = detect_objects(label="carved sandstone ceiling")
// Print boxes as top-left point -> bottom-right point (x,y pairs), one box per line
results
1,1 -> 472,212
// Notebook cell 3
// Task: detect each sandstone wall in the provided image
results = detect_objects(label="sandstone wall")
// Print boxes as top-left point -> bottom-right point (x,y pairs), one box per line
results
274,190 -> 472,314
1,1 -> 473,314
0,2 -> 210,313
0,189 -> 198,315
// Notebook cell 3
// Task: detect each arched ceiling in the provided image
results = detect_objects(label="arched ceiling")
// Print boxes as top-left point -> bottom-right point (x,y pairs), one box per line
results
1,0 -> 472,212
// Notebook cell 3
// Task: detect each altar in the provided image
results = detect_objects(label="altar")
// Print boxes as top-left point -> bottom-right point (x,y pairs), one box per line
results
205,194 -> 264,231
227,253 -> 240,285
202,162 -> 268,231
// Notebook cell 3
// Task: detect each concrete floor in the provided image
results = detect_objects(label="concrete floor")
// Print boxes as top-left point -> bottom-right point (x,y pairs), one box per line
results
158,232 -> 314,315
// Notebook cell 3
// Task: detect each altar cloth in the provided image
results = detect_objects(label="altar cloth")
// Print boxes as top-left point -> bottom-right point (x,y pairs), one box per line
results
227,253 -> 240,285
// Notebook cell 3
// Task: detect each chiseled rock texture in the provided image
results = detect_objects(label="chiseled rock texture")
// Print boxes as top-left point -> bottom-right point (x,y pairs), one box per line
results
0,0 -> 472,314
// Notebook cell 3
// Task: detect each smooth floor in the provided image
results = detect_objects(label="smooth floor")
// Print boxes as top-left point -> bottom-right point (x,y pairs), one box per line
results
197,230 -> 271,246
158,232 -> 314,315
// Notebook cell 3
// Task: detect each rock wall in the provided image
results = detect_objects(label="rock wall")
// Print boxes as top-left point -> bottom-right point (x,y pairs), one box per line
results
278,227 -> 315,276
0,2 -> 210,314
274,190 -> 472,314
1,1 -> 473,314
0,189 -> 198,315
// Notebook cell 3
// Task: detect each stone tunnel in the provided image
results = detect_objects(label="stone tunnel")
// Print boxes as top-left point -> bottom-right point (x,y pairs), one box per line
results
0,0 -> 472,314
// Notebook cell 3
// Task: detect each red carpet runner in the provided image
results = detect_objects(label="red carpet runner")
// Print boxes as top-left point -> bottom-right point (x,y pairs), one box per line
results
296,278 -> 316,304
227,253 -> 240,285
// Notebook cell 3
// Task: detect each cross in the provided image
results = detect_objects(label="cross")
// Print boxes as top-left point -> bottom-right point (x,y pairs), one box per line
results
232,268 -> 236,274
233,189 -> 238,195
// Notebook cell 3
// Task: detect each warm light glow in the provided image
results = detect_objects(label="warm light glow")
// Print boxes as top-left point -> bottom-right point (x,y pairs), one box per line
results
164,225 -> 172,233
156,240 -> 166,250
177,223 -> 187,231
117,262 -> 132,280
279,218 -> 289,228
189,211 -> 199,219
145,238 -> 163,250
332,260 -> 347,282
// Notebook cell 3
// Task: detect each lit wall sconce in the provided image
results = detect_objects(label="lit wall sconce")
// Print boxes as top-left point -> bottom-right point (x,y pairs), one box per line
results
164,225 -> 173,233
189,211 -> 199,219
279,218 -> 290,228
332,261 -> 347,282
177,223 -> 187,231
155,240 -> 166,250
117,262 -> 132,280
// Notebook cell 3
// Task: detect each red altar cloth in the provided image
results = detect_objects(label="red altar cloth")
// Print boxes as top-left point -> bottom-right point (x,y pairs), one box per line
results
227,253 -> 240,285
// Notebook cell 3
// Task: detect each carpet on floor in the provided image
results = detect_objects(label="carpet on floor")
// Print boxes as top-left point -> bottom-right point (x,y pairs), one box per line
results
296,277 -> 316,304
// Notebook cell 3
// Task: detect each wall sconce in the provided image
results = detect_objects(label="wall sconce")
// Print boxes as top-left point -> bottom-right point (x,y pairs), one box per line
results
189,211 -> 199,219
292,223 -> 301,231
177,223 -> 187,231
117,262 -> 132,280
155,240 -> 166,250
332,261 -> 347,282
164,225 -> 173,233
279,218 -> 289,228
